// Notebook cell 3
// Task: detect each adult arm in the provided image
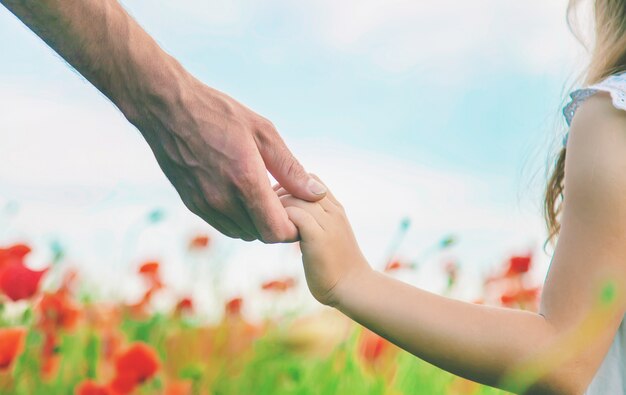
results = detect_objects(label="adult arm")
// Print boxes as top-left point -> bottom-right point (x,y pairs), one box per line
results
0,0 -> 326,242
281,93 -> 626,394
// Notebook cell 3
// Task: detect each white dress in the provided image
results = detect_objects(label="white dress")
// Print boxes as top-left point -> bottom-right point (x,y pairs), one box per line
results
563,73 -> 626,395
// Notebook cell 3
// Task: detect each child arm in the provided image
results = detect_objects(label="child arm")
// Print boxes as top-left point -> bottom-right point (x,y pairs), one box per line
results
279,94 -> 626,395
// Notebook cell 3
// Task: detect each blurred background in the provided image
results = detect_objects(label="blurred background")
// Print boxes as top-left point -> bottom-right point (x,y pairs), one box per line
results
0,1 -> 591,393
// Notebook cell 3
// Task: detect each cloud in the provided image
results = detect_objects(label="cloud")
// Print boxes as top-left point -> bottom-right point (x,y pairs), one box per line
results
303,0 -> 582,75
119,0 -> 584,78
0,83 -> 165,190
122,0 -> 260,38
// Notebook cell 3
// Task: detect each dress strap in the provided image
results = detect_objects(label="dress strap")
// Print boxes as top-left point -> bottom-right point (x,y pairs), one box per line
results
562,72 -> 626,147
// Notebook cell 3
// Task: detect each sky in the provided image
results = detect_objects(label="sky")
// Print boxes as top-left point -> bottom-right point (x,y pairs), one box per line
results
0,1 -> 590,316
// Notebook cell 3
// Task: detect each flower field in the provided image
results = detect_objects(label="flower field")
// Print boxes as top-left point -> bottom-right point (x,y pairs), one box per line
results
0,221 -> 542,395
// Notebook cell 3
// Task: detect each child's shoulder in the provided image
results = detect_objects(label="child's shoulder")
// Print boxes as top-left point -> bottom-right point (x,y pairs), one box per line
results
563,72 -> 626,147
564,91 -> 626,224
570,90 -> 626,148
565,75 -> 626,191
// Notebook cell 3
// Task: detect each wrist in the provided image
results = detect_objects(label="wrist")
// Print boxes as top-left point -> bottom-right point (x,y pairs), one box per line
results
115,44 -> 191,130
330,264 -> 376,311
117,45 -> 240,146
88,4 -> 242,141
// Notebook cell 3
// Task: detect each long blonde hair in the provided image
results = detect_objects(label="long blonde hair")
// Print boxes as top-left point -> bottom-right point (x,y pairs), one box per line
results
545,0 -> 626,243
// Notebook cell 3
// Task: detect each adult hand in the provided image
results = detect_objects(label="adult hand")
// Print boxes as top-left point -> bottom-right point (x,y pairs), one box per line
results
138,77 -> 327,242
1,0 -> 326,242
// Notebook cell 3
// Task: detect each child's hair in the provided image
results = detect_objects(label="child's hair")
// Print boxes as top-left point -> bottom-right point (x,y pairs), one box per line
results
545,0 -> 626,244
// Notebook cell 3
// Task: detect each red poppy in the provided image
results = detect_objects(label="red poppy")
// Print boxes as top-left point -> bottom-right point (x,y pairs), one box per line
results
135,262 -> 165,310
42,330 -> 57,359
138,261 -> 159,276
0,261 -> 48,301
109,374 -> 136,395
137,261 -> 163,291
41,352 -> 60,378
75,380 -> 111,395
38,292 -> 81,331
384,259 -> 414,272
174,297 -> 193,316
225,297 -> 243,316
188,234 -> 211,250
110,342 -> 160,394
359,330 -> 389,363
500,293 -> 516,305
500,287 -> 541,309
164,380 -> 193,395
261,277 -> 296,292
38,330 -> 60,378
0,327 -> 26,370
0,244 -> 31,268
505,254 -> 532,276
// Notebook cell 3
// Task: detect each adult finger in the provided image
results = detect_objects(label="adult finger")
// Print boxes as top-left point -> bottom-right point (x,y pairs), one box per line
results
309,174 -> 341,207
275,187 -> 290,197
191,207 -> 241,239
195,181 -> 260,240
191,197 -> 254,240
239,161 -> 299,243
277,187 -> 335,213
256,123 -> 327,201
202,204 -> 258,241
161,164 -> 252,239
183,183 -> 257,241
289,175 -> 339,212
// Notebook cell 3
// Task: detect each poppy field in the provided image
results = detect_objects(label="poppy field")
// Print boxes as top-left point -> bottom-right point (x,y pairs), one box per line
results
0,219 -> 541,395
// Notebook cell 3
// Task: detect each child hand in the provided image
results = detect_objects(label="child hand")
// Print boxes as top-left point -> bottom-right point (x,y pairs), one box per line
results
276,177 -> 372,307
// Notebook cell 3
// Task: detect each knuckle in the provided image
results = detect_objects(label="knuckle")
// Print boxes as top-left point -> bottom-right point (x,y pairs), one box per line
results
257,117 -> 277,134
252,117 -> 278,144
332,203 -> 346,217
205,191 -> 230,211
232,164 -> 258,192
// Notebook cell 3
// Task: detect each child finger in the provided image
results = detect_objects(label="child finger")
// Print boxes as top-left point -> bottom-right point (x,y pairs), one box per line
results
279,189 -> 335,215
280,195 -> 327,225
284,206 -> 322,239
316,196 -> 338,213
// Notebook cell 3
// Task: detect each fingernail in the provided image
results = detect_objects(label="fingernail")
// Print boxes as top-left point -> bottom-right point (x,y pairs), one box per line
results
307,178 -> 327,195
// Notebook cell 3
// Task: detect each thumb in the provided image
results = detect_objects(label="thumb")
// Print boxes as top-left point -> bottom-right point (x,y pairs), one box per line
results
259,134 -> 326,201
